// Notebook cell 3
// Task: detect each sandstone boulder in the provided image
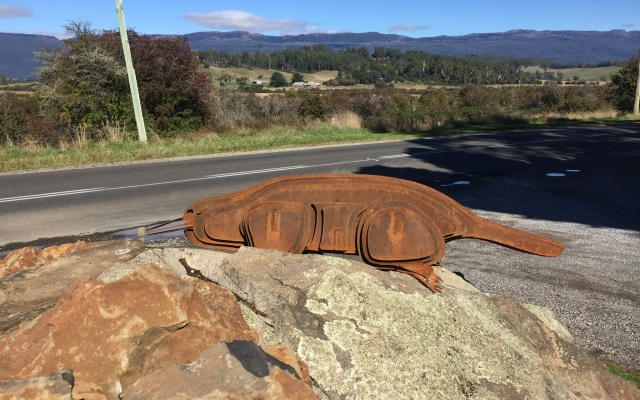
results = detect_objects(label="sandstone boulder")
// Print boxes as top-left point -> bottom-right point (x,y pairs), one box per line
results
0,241 -> 97,278
0,264 -> 260,398
1,242 -> 638,400
121,340 -> 317,399
160,246 -> 639,400
0,370 -> 73,400
0,239 -> 146,335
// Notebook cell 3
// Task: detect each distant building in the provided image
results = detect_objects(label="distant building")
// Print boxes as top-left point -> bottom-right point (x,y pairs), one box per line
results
292,82 -> 320,88
252,80 -> 263,85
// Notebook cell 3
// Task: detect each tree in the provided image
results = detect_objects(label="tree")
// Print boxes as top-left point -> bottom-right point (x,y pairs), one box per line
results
36,22 -> 131,138
216,72 -> 233,86
235,76 -> 249,89
37,21 -> 214,138
291,71 -> 304,84
609,52 -> 640,113
269,72 -> 288,87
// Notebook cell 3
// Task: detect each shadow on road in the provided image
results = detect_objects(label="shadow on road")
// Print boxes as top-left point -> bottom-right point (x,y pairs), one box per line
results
357,124 -> 640,232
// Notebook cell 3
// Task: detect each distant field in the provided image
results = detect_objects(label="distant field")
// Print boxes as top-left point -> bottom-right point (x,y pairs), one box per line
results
206,67 -> 338,88
521,66 -> 621,82
0,82 -> 37,95
207,65 -> 622,91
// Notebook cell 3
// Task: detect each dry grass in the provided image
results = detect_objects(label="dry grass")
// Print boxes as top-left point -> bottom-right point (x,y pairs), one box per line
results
0,83 -> 37,97
330,111 -> 362,129
104,121 -> 129,142
537,110 -> 618,120
206,66 -> 338,88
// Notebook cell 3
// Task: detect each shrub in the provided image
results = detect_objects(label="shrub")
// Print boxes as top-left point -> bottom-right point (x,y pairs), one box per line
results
609,52 -> 640,113
298,95 -> 326,119
36,25 -> 131,140
418,88 -> 458,111
560,87 -> 594,113
0,93 -> 39,145
540,84 -> 562,111
36,21 -> 214,140
25,118 -> 66,147
459,84 -> 493,109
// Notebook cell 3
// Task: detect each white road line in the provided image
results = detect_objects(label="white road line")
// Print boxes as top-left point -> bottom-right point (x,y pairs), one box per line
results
378,154 -> 410,159
0,161 -> 370,203
0,188 -> 107,203
0,130 -> 626,204
206,165 -> 308,178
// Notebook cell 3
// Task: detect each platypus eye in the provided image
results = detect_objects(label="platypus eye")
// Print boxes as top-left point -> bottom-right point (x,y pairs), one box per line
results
184,209 -> 198,226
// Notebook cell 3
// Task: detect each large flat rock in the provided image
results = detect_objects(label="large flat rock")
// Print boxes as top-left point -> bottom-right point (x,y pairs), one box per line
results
153,246 -> 639,400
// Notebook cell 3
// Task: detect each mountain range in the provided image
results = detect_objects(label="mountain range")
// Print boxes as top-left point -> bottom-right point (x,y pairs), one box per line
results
2,29 -> 639,80
0,33 -> 64,80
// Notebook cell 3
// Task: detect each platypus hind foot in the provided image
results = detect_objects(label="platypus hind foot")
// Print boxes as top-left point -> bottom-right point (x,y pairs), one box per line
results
396,264 -> 443,293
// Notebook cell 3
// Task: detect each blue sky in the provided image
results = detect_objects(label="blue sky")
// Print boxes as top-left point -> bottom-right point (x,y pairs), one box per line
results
1,1 -> 638,39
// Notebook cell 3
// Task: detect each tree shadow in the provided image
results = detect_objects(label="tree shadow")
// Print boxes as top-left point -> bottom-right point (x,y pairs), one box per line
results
357,124 -> 640,232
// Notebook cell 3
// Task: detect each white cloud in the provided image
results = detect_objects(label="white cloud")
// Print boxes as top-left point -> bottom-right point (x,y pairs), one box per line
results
183,10 -> 323,35
387,23 -> 430,33
0,4 -> 33,18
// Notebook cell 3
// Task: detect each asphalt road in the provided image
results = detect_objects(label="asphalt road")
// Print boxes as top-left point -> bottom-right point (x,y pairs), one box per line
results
2,123 -> 638,248
1,122 -> 639,368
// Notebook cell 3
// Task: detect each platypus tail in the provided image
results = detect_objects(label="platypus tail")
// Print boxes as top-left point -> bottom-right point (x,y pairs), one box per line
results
463,217 -> 564,257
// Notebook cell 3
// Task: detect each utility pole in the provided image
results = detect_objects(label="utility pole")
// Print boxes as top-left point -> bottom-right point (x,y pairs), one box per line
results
115,0 -> 147,142
634,58 -> 640,115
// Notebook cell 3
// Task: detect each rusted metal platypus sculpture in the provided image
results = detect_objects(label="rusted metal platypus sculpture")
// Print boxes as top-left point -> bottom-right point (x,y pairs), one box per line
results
181,174 -> 563,292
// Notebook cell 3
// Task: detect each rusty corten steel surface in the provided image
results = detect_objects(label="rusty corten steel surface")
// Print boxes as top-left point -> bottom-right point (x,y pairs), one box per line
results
183,174 -> 563,292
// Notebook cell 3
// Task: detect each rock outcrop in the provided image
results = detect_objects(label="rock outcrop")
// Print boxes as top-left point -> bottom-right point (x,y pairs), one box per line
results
165,246 -> 640,400
122,340 -> 316,399
0,241 -> 638,400
0,371 -> 74,399
0,239 -> 146,335
0,241 -> 97,278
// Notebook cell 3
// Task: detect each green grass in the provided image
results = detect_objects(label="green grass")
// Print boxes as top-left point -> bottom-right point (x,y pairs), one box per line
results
405,113 -> 638,136
0,127 -> 407,172
607,363 -> 640,389
2,115 -> 637,173
206,66 -> 337,89
210,65 -> 620,88
521,66 -> 621,81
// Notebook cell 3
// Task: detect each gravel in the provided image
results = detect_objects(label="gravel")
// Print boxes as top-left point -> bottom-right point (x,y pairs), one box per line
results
443,213 -> 639,370
439,166 -> 640,371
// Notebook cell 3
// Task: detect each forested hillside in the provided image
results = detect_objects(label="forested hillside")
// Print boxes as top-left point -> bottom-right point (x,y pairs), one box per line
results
185,29 -> 640,64
199,46 -> 574,86
0,33 -> 63,80
2,29 -> 639,80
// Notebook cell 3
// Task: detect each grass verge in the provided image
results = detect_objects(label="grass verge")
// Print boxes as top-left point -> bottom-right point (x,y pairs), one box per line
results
607,363 -> 640,389
0,127 -> 408,173
422,114 -> 638,136
1,115 -> 637,173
